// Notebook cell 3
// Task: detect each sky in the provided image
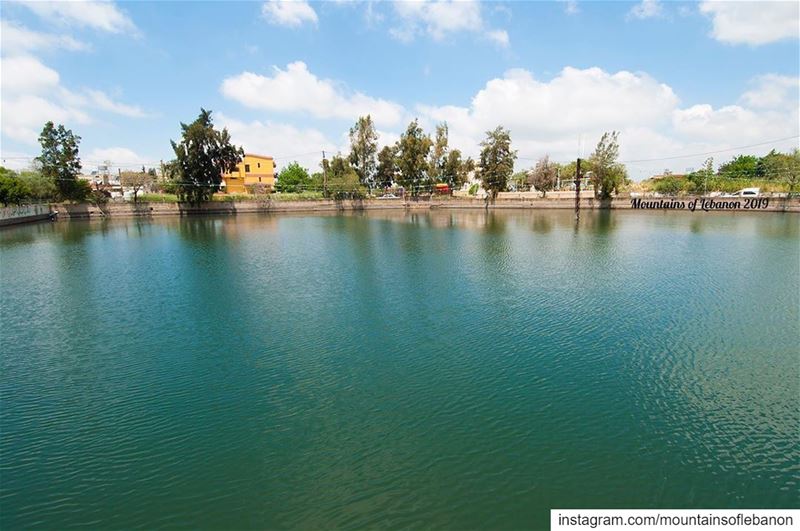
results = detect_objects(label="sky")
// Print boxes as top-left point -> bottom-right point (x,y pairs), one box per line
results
1,0 -> 798,179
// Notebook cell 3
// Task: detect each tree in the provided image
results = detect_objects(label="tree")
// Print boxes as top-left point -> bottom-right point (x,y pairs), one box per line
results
120,171 -> 153,202
309,171 -> 325,194
560,160 -> 577,185
528,155 -> 558,197
479,126 -> 517,200
0,168 -> 30,206
348,115 -> 378,190
442,149 -> 464,188
375,145 -> 398,189
458,157 -> 476,188
718,154 -> 758,180
326,154 -> 365,199
686,157 -> 714,194
653,175 -> 685,195
17,168 -> 57,202
510,171 -> 528,191
587,131 -> 627,199
429,122 -> 449,183
396,119 -> 432,197
170,109 -> 243,203
37,121 -> 86,201
786,149 -> 800,196
276,161 -> 312,193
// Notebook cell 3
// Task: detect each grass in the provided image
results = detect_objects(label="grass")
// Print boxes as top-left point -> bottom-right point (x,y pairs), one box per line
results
271,191 -> 325,201
136,193 -> 179,203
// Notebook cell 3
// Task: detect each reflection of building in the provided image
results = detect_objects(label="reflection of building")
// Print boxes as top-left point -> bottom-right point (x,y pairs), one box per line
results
223,153 -> 275,193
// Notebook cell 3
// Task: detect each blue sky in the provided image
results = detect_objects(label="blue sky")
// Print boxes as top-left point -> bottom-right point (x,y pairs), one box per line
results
1,0 -> 798,179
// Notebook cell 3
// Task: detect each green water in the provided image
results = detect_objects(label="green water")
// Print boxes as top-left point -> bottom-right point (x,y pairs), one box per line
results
1,210 -> 798,529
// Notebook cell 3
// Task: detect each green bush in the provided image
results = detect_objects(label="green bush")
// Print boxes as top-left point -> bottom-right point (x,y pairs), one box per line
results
0,170 -> 30,206
653,175 -> 686,195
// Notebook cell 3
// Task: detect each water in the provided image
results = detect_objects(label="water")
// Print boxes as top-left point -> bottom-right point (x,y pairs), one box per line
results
1,210 -> 798,529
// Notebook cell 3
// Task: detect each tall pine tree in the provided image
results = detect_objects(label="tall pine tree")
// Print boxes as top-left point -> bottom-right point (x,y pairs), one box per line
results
37,122 -> 85,201
169,109 -> 243,203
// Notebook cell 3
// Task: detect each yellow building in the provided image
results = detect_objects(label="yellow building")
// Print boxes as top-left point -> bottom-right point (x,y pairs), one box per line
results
223,153 -> 275,193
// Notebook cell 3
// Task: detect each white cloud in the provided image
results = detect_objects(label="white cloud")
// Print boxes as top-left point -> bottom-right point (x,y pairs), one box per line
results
86,90 -> 147,118
391,0 -> 509,46
0,57 -> 148,144
376,129 -> 401,149
364,1 -> 385,26
394,0 -> 481,39
418,67 -> 678,139
217,114 -> 338,171
740,74 -> 800,109
84,147 -> 143,164
16,0 -> 138,34
261,0 -> 318,27
564,1 -> 580,16
0,20 -> 89,54
220,61 -> 406,127
0,4 -> 144,146
1,95 -> 91,143
0,55 -> 61,95
628,0 -> 663,20
413,66 -> 799,178
486,29 -> 510,47
700,1 -> 799,45
672,102 -> 797,145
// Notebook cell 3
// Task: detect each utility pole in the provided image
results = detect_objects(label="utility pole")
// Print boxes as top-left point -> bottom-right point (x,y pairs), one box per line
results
575,158 -> 581,220
322,150 -> 328,197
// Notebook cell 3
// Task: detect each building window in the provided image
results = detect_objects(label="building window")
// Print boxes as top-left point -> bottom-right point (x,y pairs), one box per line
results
245,164 -> 250,173
257,162 -> 261,168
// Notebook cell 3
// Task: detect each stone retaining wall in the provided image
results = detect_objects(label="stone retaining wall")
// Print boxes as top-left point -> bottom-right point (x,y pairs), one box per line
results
11,196 -> 799,226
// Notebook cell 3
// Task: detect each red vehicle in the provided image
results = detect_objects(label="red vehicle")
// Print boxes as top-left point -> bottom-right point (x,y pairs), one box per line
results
433,183 -> 451,195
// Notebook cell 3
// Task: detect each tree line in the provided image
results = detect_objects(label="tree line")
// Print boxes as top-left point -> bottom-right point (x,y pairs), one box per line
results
648,150 -> 800,195
0,113 -> 640,206
4,109 -> 795,207
274,117 -> 486,199
0,121 -> 162,205
273,118 -> 632,201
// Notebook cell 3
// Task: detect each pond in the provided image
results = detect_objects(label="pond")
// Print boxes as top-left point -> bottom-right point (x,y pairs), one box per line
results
1,210 -> 798,528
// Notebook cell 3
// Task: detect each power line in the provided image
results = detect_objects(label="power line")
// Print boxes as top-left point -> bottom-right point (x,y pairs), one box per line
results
618,136 -> 800,164
5,136 -> 799,179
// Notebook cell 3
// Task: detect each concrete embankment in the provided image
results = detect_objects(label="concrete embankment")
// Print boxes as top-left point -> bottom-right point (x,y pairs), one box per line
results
49,199 -> 428,220
0,204 -> 53,227
4,195 -> 798,226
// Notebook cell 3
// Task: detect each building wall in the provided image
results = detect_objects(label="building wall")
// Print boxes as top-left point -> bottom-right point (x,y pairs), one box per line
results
224,154 -> 275,193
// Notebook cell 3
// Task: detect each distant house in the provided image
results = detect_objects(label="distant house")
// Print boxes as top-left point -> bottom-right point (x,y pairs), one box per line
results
223,153 -> 275,193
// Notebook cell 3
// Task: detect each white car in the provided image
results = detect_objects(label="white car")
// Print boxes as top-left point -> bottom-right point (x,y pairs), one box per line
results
723,188 -> 760,197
